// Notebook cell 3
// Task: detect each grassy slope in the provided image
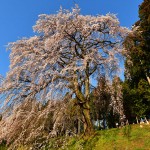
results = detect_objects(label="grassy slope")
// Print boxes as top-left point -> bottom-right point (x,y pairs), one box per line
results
56,124 -> 150,150
1,124 -> 150,150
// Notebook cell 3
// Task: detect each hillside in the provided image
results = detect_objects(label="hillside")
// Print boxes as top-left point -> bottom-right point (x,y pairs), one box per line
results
56,124 -> 150,150
1,124 -> 150,150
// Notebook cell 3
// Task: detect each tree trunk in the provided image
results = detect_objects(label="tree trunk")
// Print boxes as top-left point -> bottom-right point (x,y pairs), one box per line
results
74,68 -> 94,135
82,102 -> 94,135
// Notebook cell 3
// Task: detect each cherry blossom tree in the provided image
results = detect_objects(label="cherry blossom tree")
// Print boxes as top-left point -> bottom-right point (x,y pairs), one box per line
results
0,75 -> 4,87
0,75 -> 4,110
1,5 -> 129,134
110,76 -> 125,125
0,99 -> 55,149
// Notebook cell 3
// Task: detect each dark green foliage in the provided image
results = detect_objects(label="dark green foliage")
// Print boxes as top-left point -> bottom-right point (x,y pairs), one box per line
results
90,76 -> 124,129
90,76 -> 111,129
107,110 -> 120,128
123,80 -> 150,119
123,0 -> 150,120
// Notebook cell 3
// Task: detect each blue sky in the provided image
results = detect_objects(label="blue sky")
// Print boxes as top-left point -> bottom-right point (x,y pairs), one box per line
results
0,0 -> 143,77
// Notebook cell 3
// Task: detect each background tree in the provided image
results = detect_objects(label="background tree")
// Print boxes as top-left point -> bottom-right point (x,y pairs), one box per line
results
123,0 -> 150,121
91,75 -> 111,129
0,5 -> 129,134
91,75 -> 125,128
111,76 -> 124,120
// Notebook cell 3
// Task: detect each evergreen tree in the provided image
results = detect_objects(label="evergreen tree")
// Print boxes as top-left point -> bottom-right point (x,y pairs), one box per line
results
123,0 -> 150,121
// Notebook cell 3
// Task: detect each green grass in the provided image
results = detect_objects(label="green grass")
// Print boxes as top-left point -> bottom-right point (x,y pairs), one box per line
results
0,144 -> 7,150
59,124 -> 150,150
